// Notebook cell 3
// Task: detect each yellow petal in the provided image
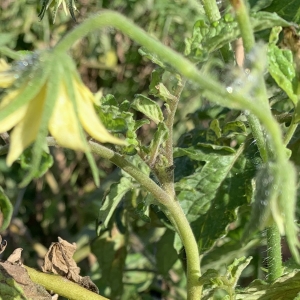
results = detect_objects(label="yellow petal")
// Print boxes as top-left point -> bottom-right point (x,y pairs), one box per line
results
6,86 -> 47,166
0,59 -> 10,72
0,89 -> 28,132
75,80 -> 126,145
0,60 -> 16,88
48,84 -> 88,151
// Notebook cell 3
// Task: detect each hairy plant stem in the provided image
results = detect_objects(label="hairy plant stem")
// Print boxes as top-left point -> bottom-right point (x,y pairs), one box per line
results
201,0 -> 221,23
266,223 -> 282,282
230,0 -> 270,161
230,0 -> 282,281
48,137 -> 202,299
161,78 -> 186,198
25,265 -> 109,300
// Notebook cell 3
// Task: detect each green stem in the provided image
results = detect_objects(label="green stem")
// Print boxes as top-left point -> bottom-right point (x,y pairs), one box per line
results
25,266 -> 109,300
0,46 -> 22,60
247,113 -> 268,162
230,0 -> 270,161
48,137 -> 202,299
201,0 -> 221,23
266,223 -> 283,282
162,78 -> 186,198
230,0 -> 254,53
89,141 -> 202,299
54,11 -> 285,163
230,0 -> 283,282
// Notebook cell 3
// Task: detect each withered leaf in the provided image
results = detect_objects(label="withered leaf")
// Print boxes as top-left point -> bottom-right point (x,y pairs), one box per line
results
0,258 -> 51,299
42,237 -> 99,294
42,237 -> 80,282
6,248 -> 23,265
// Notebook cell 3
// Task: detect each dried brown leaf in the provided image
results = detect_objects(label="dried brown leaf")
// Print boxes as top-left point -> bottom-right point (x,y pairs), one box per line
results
42,237 -> 99,294
6,248 -> 23,265
0,253 -> 51,299
42,237 -> 80,282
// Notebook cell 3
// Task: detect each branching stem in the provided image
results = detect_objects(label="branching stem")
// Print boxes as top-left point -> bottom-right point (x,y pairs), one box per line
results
48,137 -> 202,299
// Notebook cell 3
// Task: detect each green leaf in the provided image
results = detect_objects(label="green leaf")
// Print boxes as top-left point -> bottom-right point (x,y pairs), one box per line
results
131,94 -> 164,124
135,200 -> 151,223
96,97 -> 141,155
174,144 -> 256,253
96,177 -> 133,235
223,121 -> 247,136
267,28 -> 298,105
185,11 -> 291,62
148,122 -> 169,164
0,187 -> 13,232
20,148 -> 54,179
201,256 -> 252,299
91,230 -> 127,298
97,102 -> 128,133
236,271 -> 300,299
156,230 -> 178,275
206,119 -> 222,143
264,0 -> 300,22
138,47 -> 167,68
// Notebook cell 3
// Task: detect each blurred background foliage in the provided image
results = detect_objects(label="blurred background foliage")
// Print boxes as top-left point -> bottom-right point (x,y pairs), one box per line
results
1,0 -> 300,299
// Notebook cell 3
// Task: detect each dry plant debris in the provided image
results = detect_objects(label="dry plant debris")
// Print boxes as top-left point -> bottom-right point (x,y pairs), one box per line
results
0,236 -> 51,299
0,235 -> 99,299
42,237 -> 99,294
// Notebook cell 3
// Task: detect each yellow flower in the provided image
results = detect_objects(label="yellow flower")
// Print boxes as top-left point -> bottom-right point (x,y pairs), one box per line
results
0,53 -> 125,166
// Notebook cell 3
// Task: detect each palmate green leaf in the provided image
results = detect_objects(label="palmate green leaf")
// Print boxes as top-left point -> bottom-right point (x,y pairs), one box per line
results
0,187 -> 13,231
236,270 -> 300,300
201,256 -> 252,300
185,11 -> 291,62
96,96 -> 143,155
174,144 -> 256,253
174,144 -> 237,224
96,177 -> 133,235
131,94 -> 164,124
